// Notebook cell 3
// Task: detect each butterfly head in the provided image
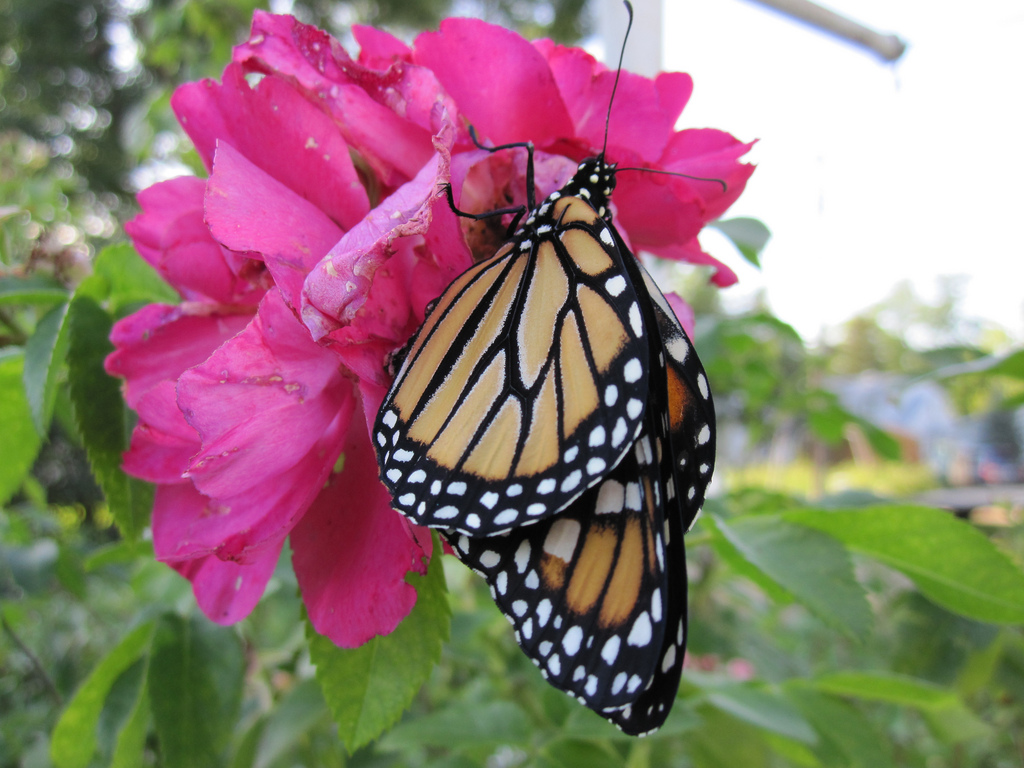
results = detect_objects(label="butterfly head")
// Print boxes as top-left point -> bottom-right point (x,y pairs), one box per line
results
563,154 -> 618,221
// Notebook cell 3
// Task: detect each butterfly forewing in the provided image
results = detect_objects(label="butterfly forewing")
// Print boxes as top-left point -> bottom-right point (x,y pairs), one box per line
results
375,182 -> 652,537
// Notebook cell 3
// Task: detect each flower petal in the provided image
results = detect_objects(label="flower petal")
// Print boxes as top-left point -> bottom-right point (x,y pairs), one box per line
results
106,303 -> 252,407
122,380 -> 199,484
175,289 -> 353,558
236,12 -> 444,184
153,483 -> 282,624
291,412 -> 431,647
413,18 -> 574,146
172,63 -> 369,230
353,23 -> 412,67
538,41 -> 691,161
125,176 -> 262,306
661,129 -> 757,221
206,142 -> 344,312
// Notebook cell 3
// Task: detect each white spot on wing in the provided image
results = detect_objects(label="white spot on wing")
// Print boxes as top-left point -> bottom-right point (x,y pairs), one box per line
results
602,636 -> 621,664
543,518 -> 581,561
605,275 -> 627,296
595,480 -> 625,514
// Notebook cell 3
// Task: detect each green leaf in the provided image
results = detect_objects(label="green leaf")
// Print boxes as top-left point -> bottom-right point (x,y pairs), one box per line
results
252,679 -> 330,768
110,675 -> 151,768
713,514 -> 873,641
921,701 -> 993,744
695,680 -> 817,744
541,738 -> 625,768
51,621 -> 156,768
688,705 -> 772,768
310,539 -> 451,752
0,274 -> 68,305
381,701 -> 532,750
148,614 -> 245,768
711,217 -> 771,268
785,506 -> 1024,624
75,243 -> 178,314
24,300 -> 71,435
66,296 -> 153,540
933,346 -> 1024,381
806,671 -> 957,708
786,688 -> 895,768
704,514 -> 793,604
0,353 -> 43,505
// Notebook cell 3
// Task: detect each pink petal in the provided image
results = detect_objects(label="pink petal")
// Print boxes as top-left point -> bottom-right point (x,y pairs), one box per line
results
236,12 -> 443,185
125,177 -> 262,306
153,483 -> 282,624
174,290 -> 354,559
655,239 -> 739,288
291,412 -> 432,647
539,42 -> 690,161
664,292 -> 696,340
302,130 -> 472,384
662,129 -> 756,221
173,543 -> 281,625
413,18 -> 574,146
353,24 -> 412,67
122,380 -> 199,483
172,63 -> 369,230
614,169 -> 708,249
205,142 -> 344,312
106,303 -> 253,407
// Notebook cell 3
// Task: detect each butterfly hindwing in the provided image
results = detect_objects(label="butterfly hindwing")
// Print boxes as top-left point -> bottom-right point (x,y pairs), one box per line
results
624,244 -> 717,532
444,382 -> 682,734
375,187 -> 653,537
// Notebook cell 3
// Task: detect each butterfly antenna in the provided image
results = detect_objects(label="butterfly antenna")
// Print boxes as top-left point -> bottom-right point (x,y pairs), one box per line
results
601,0 -> 634,159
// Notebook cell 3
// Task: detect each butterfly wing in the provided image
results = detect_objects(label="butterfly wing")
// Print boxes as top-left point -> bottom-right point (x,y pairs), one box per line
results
623,242 -> 716,532
375,195 -> 653,537
444,376 -> 684,734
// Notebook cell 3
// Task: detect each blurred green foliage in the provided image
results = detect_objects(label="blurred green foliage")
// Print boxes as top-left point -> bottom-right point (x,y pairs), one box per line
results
2,1 -> 1024,767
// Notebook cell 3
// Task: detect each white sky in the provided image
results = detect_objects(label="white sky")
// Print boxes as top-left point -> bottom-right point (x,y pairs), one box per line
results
648,0 -> 1024,345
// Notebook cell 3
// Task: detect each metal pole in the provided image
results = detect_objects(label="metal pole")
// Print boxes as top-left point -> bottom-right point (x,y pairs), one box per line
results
746,0 -> 907,61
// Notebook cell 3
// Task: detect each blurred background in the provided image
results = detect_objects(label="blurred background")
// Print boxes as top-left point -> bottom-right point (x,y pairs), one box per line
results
2,1 -> 1023,766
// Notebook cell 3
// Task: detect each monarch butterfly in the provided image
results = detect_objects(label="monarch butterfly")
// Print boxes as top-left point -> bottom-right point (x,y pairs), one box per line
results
374,2 -> 716,735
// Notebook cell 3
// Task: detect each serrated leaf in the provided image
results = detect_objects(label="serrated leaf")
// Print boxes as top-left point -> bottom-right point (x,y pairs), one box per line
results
785,506 -> 1024,624
381,701 -> 532,750
24,300 -> 71,435
0,274 -> 69,305
75,243 -> 178,314
309,541 -> 450,752
0,353 -> 42,505
786,687 -> 895,768
51,621 -> 156,768
696,681 -> 816,744
704,514 -> 793,604
713,514 -> 873,641
148,614 -> 245,768
66,296 -> 152,540
711,217 -> 771,268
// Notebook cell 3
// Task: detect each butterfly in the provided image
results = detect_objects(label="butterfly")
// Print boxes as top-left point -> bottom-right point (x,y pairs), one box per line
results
373,1 -> 716,735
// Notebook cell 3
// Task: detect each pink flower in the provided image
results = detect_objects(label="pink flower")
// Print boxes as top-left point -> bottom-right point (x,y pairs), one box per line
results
106,11 -> 752,648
